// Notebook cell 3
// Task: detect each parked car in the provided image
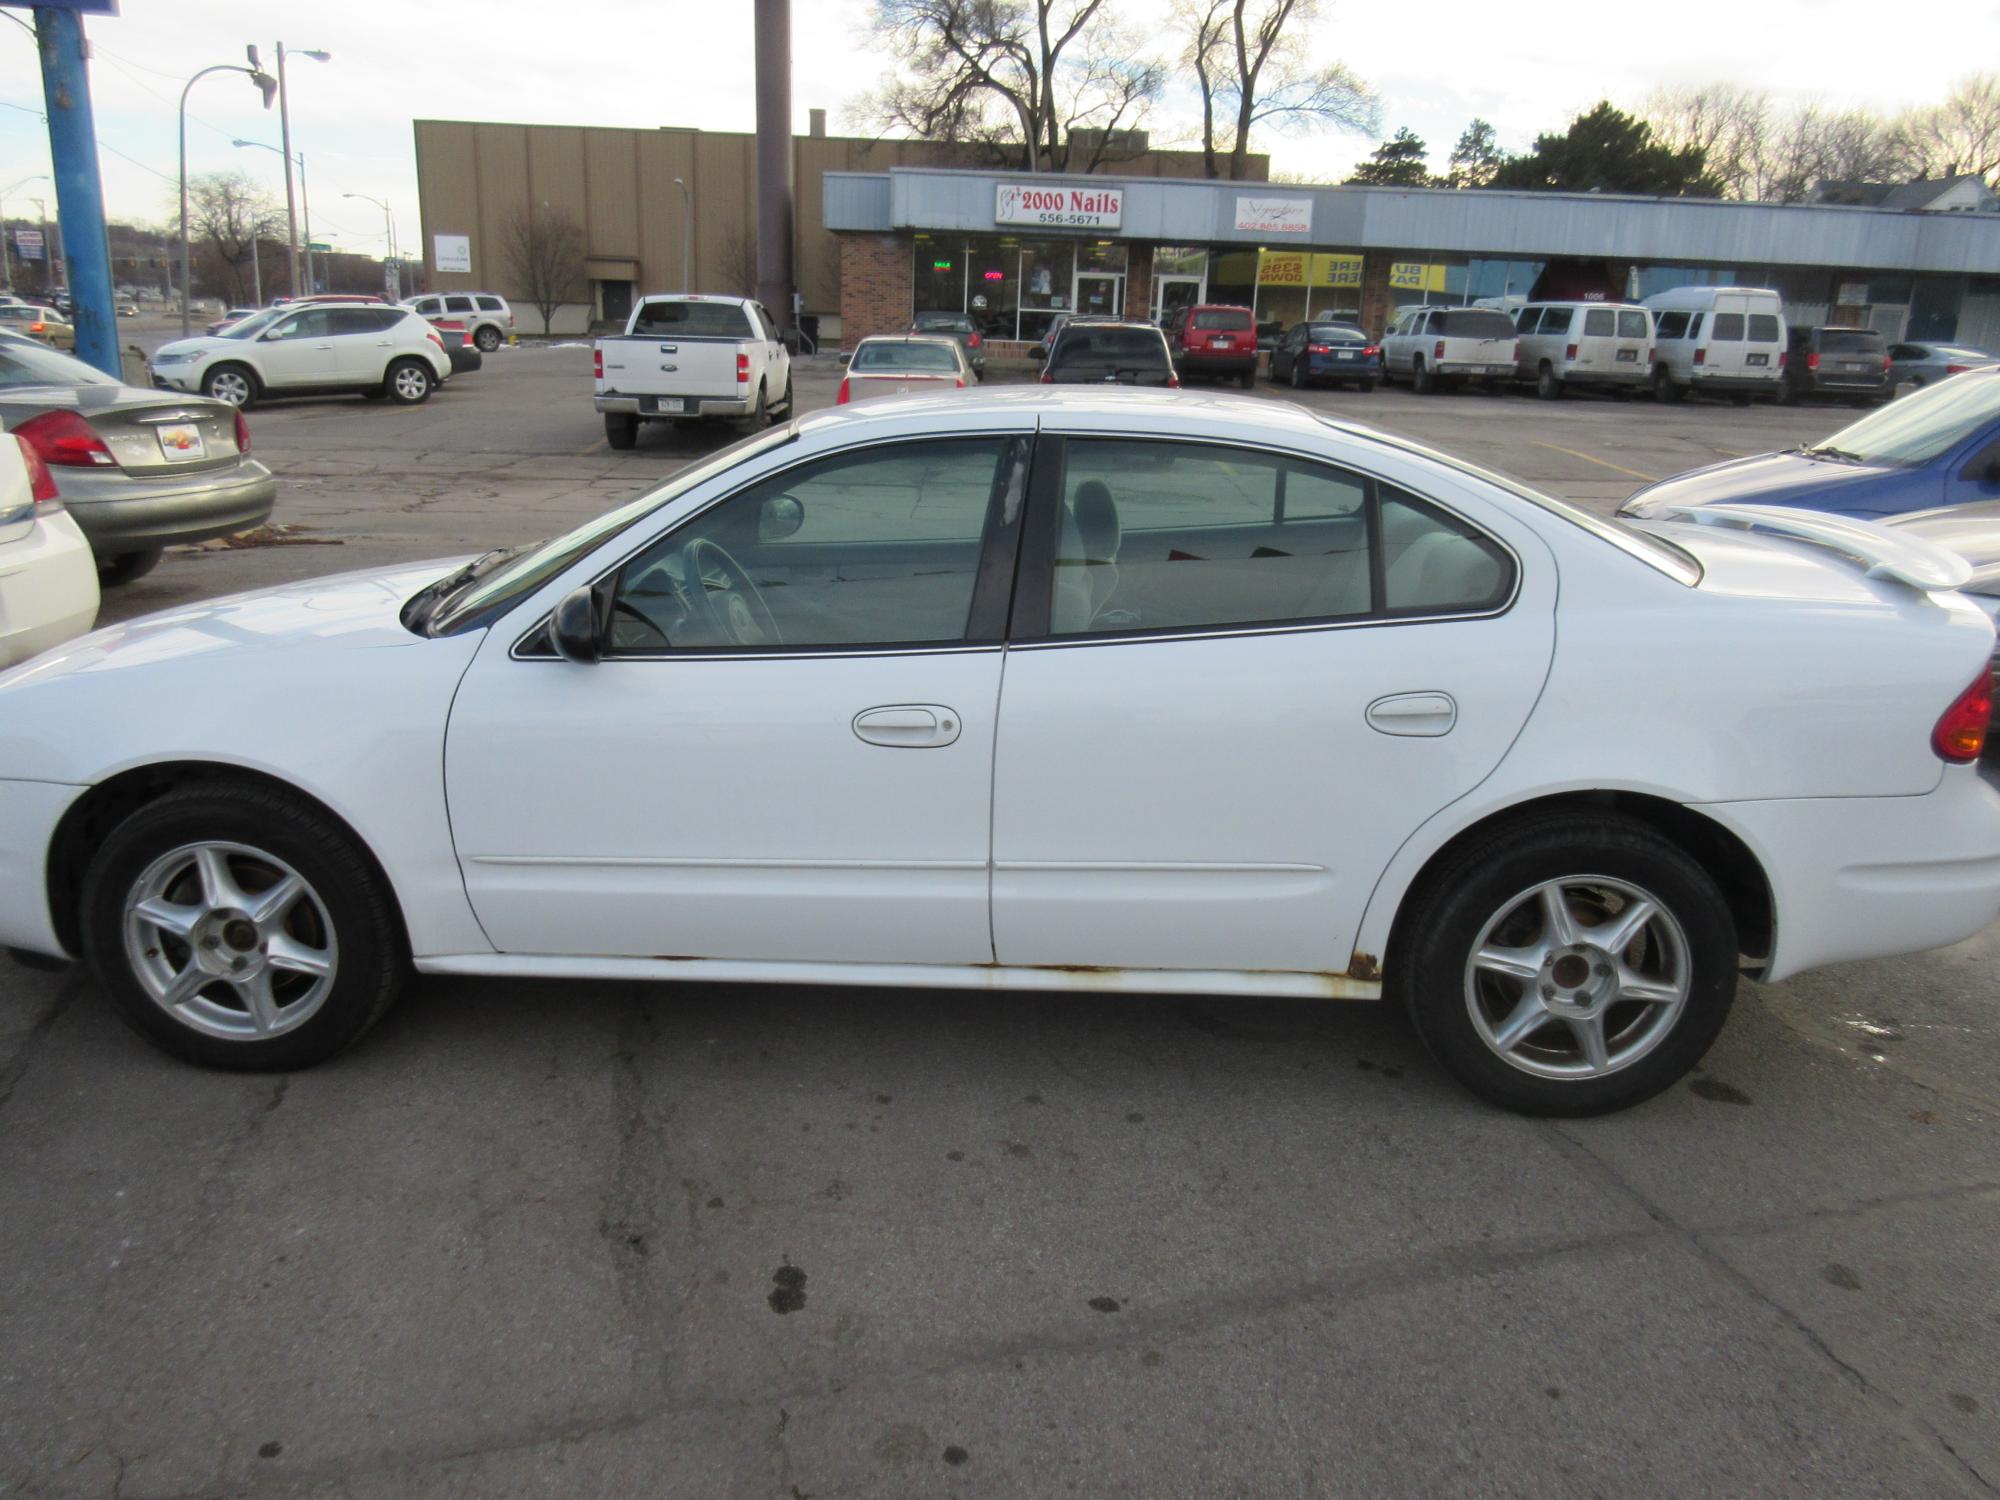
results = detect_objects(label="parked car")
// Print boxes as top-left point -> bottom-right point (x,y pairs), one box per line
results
404,292 -> 514,352
1620,364 -> 2000,520
0,329 -> 277,585
0,424 -> 97,667
1268,321 -> 1380,391
1513,302 -> 1653,398
1889,341 -> 1997,393
1037,320 -> 1177,386
1643,286 -> 1785,404
836,335 -> 973,404
1163,304 -> 1259,387
1030,312 -> 1072,361
1779,325 -> 1891,406
0,304 -> 75,350
908,311 -> 985,378
206,307 -> 260,337
1381,305 -> 1518,394
118,301 -> 137,317
594,293 -> 792,448
148,304 -> 451,410
3,389 -> 1997,1119
432,320 -> 484,377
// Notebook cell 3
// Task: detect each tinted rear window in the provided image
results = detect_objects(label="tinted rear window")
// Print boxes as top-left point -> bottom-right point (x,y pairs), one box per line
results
1747,313 -> 1780,342
1819,329 -> 1884,355
1439,310 -> 1516,338
914,313 -> 973,332
1711,314 -> 1745,340
1617,310 -> 1648,338
1583,309 -> 1615,337
1310,325 -> 1367,344
631,300 -> 754,337
852,342 -> 959,371
1052,329 -> 1169,367
1193,309 -> 1252,331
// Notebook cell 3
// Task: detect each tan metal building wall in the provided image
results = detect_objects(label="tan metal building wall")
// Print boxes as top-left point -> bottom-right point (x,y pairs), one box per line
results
413,119 -> 1259,333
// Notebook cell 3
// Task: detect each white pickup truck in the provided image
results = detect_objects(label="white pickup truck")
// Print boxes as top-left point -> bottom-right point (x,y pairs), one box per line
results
593,294 -> 793,448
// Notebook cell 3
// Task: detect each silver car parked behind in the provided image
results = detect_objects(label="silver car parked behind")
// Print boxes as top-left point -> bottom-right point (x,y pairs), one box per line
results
1888,341 -> 1997,395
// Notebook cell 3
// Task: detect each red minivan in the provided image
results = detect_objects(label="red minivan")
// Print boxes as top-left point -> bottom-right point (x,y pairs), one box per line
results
1165,304 -> 1259,387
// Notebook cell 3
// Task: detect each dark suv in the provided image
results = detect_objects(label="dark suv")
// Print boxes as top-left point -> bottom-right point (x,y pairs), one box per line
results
1037,320 -> 1178,387
1780,326 -> 1890,405
1163,303 -> 1259,386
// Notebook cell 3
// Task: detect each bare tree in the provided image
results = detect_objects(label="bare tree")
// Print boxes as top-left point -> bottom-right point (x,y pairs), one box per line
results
1642,84 -> 1770,198
178,171 -> 283,302
502,206 -> 585,333
860,0 -> 1164,173
718,226 -> 758,298
1641,88 -> 1906,201
1895,74 -> 2000,185
1177,0 -> 1377,179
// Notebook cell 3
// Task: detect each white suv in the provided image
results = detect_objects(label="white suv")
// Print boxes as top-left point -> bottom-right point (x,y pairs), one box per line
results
1381,305 -> 1519,394
149,305 -> 452,409
404,292 -> 513,352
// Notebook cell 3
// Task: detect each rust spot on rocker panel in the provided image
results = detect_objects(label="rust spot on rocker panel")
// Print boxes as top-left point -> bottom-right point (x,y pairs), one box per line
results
1346,951 -> 1382,983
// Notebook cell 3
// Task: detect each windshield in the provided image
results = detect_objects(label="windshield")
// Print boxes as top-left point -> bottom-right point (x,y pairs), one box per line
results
1439,310 -> 1517,339
0,337 -> 117,388
220,309 -> 284,339
428,425 -> 798,633
853,342 -> 959,371
1813,372 -> 2000,466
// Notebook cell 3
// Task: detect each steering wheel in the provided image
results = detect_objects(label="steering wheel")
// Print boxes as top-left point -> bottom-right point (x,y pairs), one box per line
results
680,537 -> 782,647
611,595 -> 673,650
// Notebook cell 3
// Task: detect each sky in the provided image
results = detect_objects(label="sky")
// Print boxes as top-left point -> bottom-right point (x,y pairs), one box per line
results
2,0 -> 1995,262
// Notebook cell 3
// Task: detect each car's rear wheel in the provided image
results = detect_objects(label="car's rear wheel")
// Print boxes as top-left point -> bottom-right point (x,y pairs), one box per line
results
385,358 -> 433,405
81,782 -> 405,1071
1773,378 -> 1797,406
97,548 -> 164,587
743,382 -> 769,429
1239,366 -> 1256,390
474,325 -> 502,353
1536,363 -> 1561,400
604,412 -> 638,450
1651,366 -> 1681,403
1394,811 -> 1737,1116
1289,358 -> 1305,389
1412,360 -> 1434,395
202,364 -> 256,409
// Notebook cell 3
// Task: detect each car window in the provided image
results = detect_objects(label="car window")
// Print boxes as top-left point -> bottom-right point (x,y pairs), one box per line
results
270,309 -> 332,339
1192,309 -> 1252,331
1654,310 -> 1688,340
631,300 -> 755,337
413,298 -> 440,315
1310,325 -> 1366,345
1049,328 -> 1168,372
606,438 -> 1013,652
328,308 -> 388,336
1819,329 -> 1884,355
1747,313 -> 1781,342
1439,309 -> 1516,338
1583,309 -> 1615,337
1710,313 -> 1745,341
851,342 -> 960,372
1617,310 -> 1648,339
444,295 -> 475,313
1047,440 -> 1380,636
1379,486 -> 1513,614
0,337 -> 118,387
475,295 -> 505,311
1687,313 -> 1704,340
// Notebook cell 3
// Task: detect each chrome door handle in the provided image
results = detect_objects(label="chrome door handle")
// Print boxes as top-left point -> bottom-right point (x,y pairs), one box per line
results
852,704 -> 962,748
1366,691 -> 1457,737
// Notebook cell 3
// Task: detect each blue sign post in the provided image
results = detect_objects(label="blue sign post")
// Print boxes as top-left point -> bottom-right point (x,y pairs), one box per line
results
9,1 -> 120,376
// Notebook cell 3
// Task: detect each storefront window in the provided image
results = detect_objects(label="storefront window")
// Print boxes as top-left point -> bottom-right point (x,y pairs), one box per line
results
968,236 -> 1019,341
1019,240 -> 1076,343
913,235 -> 963,321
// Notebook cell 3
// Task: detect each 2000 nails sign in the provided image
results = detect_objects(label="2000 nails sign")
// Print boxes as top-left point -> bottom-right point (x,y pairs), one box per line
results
995,183 -> 1124,229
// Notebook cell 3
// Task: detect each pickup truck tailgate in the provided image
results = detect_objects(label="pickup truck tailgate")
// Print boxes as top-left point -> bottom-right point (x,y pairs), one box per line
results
596,336 -> 742,403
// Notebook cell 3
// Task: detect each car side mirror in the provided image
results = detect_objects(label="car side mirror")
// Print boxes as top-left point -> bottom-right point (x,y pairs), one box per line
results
836,350 -> 852,365
261,329 -> 284,340
759,494 -> 805,541
550,585 -> 604,664
1028,345 -> 1046,360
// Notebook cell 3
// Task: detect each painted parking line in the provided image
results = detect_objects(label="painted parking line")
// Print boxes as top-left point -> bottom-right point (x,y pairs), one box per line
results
1529,440 -> 1658,482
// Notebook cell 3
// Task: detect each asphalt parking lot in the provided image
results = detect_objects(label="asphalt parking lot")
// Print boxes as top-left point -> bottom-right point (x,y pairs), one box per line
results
4,345 -> 1997,1497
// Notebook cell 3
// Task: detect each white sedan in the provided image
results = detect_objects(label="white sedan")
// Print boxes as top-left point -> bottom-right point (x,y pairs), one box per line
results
837,335 -> 975,404
0,430 -> 98,667
2,389 -> 1997,1115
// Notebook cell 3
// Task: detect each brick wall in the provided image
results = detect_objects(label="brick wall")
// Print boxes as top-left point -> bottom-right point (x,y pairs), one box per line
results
840,234 -> 914,346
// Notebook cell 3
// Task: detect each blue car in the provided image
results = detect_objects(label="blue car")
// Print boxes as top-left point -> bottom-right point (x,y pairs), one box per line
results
1621,366 -> 2000,520
1268,320 -> 1381,392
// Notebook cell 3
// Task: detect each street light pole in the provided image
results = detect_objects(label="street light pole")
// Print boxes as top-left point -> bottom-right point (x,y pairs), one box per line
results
673,176 -> 691,290
233,140 -> 313,293
344,194 -> 398,300
180,53 -> 277,338
0,175 -> 50,296
274,43 -> 330,297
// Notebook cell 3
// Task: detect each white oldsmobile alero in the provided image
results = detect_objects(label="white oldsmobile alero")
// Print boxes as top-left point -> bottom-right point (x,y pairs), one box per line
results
2,388 -> 1996,1115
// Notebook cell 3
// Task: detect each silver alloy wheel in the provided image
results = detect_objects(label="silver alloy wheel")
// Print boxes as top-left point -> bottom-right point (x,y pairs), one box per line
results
475,325 -> 501,352
1463,874 -> 1690,1079
122,841 -> 338,1041
206,369 -> 252,406
392,363 -> 430,401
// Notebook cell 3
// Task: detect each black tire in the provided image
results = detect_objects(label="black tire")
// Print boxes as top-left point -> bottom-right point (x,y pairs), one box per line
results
1536,364 -> 1561,400
1774,378 -> 1797,407
1652,366 -> 1682,404
1731,392 -> 1753,407
744,382 -> 770,429
775,373 -> 795,414
474,325 -> 502,353
1412,360 -> 1435,395
1239,366 -> 1256,390
384,358 -> 433,405
80,781 -> 406,1072
1392,811 -> 1737,1116
1289,357 -> 1305,390
97,548 -> 164,587
604,412 -> 639,450
201,363 -> 257,410
1358,378 -> 1377,393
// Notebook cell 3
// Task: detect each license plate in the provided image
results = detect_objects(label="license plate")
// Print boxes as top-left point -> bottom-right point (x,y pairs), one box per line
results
1842,361 -> 1864,372
1487,365 -> 1511,375
1746,353 -> 1768,367
1210,337 -> 1232,349
646,397 -> 683,414
156,422 -> 206,460
1335,350 -> 1355,360
1616,348 -> 1637,362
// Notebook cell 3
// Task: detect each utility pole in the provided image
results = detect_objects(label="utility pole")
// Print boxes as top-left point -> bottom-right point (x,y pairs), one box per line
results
752,0 -> 794,330
673,176 -> 692,291
180,53 -> 277,337
30,8 -> 118,374
273,44 -> 331,296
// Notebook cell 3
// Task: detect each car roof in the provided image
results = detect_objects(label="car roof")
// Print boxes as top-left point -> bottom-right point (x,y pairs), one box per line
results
854,334 -> 963,349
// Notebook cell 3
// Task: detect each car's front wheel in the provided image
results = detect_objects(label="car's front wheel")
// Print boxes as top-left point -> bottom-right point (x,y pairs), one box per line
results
474,325 -> 502,353
202,363 -> 257,409
385,358 -> 434,405
1393,811 -> 1737,1116
81,782 -> 405,1071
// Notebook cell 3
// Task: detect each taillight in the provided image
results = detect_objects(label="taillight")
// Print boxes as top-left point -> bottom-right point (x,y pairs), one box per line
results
1693,348 -> 1707,366
954,377 -> 965,388
14,409 -> 115,468
1308,344 -> 1330,354
233,409 -> 251,455
593,349 -> 603,379
1807,352 -> 1820,370
30,321 -> 46,334
1777,351 -> 1787,369
1039,369 -> 1054,384
1883,354 -> 1892,372
1646,347 -> 1654,364
1167,373 -> 1180,389
836,376 -> 851,404
15,435 -> 61,509
426,330 -> 445,351
1433,340 -> 1445,360
1362,345 -> 1379,358
967,332 -> 982,348
1946,364 -> 1969,375
1565,343 -> 1578,361
1933,669 -> 1991,763
736,352 -> 750,385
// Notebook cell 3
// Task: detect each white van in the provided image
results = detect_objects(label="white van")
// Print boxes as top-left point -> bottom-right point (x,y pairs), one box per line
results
1642,286 -> 1786,404
1513,302 -> 1653,398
